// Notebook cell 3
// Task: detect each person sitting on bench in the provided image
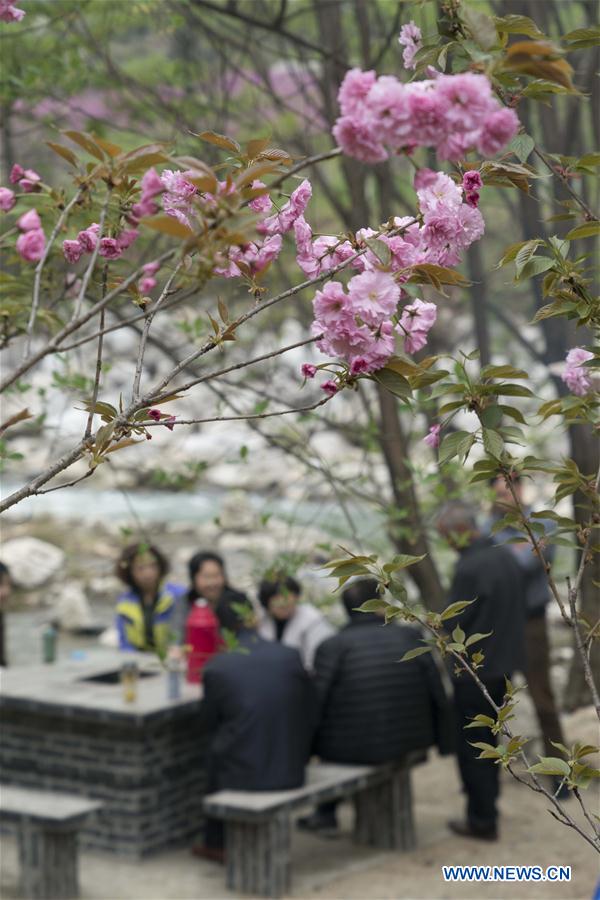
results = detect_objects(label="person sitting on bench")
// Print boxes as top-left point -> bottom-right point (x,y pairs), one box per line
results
298,577 -> 454,836
195,606 -> 317,863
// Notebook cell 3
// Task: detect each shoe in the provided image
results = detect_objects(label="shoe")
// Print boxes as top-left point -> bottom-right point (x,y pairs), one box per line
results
191,844 -> 225,864
448,818 -> 498,842
297,810 -> 339,837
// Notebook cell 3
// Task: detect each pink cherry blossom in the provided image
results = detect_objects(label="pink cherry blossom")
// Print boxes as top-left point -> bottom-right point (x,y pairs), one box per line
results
117,229 -> 139,250
62,240 -> 83,264
423,424 -> 441,448
463,170 -> 483,192
140,168 -> 164,200
313,281 -> 352,327
0,187 -> 16,211
19,170 -> 42,193
16,228 -> 45,263
258,179 -> 312,236
130,198 -> 159,222
164,416 -> 176,431
465,190 -> 480,208
9,164 -> 25,184
332,116 -> 388,164
98,237 -> 122,260
338,68 -> 377,117
248,180 -> 272,213
78,223 -> 100,252
398,21 -> 422,70
138,276 -> 157,294
0,1 -> 25,22
16,209 -> 41,231
347,270 -> 400,327
397,298 -> 437,354
148,408 -> 162,421
417,172 -> 463,220
161,169 -> 197,228
142,261 -> 161,276
321,380 -> 339,397
301,364 -> 317,379
561,347 -> 594,396
476,108 -> 519,157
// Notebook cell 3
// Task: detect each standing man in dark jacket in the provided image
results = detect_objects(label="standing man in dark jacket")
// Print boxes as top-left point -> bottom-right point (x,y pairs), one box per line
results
437,501 -> 526,842
299,577 -> 454,835
196,619 -> 317,861
486,475 -> 566,785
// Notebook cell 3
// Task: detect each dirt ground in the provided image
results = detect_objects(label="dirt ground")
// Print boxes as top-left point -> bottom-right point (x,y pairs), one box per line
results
1,707 -> 598,900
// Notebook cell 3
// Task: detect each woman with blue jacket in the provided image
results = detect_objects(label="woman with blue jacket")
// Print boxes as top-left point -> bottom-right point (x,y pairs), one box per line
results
115,543 -> 185,655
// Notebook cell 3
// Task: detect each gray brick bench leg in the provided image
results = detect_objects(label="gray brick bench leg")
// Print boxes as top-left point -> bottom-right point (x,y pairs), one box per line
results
225,812 -> 291,898
18,820 -> 80,899
354,766 -> 416,851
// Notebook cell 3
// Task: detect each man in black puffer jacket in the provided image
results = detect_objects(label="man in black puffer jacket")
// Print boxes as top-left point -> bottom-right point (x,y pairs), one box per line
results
298,577 -> 454,835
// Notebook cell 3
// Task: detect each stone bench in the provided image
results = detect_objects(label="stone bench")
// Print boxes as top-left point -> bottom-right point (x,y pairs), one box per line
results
203,757 -> 418,898
0,784 -> 102,899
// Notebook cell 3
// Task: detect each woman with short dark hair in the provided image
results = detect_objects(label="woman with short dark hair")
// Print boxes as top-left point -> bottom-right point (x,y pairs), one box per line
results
257,574 -> 334,671
115,543 -> 185,654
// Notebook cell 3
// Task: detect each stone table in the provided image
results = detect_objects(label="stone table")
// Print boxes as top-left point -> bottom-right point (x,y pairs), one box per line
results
0,650 -> 207,856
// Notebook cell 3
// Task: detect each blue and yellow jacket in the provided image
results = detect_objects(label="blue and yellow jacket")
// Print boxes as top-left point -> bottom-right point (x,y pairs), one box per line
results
115,582 -> 186,654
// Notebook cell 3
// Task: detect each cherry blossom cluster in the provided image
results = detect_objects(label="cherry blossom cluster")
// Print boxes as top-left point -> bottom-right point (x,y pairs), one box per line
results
10,164 -> 41,193
15,209 -> 45,263
332,67 -> 519,163
0,0 -> 25,23
214,178 -> 312,279
295,168 -> 484,281
62,223 -> 138,264
398,21 -> 422,71
561,347 -> 594,396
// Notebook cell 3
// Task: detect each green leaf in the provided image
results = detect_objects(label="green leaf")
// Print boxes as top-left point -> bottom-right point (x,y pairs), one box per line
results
383,554 -> 425,572
483,428 -> 504,459
464,714 -> 496,729
565,221 -> 600,240
452,625 -> 466,644
494,14 -> 544,37
372,367 -> 412,399
516,257 -> 555,281
196,131 -> 241,153
528,757 -> 571,777
438,430 -> 471,464
465,631 -> 493,647
461,4 -> 498,50
481,365 -> 529,380
399,646 -> 432,662
480,405 -> 503,428
441,600 -> 475,621
508,133 -> 535,163
495,384 -> 534,397
356,598 -> 387,613
514,240 -> 543,276
365,238 -> 392,266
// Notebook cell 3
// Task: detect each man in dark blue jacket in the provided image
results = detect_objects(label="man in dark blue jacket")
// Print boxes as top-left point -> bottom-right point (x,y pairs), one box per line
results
299,577 -> 454,835
196,619 -> 317,861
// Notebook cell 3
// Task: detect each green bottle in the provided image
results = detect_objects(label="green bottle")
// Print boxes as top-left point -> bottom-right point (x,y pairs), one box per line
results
42,623 -> 57,664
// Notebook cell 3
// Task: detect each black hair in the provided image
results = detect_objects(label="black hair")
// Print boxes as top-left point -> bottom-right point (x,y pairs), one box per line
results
342,578 -> 380,619
258,576 -> 301,610
188,551 -> 225,582
0,561 -> 9,580
116,543 -> 168,591
188,551 -> 228,605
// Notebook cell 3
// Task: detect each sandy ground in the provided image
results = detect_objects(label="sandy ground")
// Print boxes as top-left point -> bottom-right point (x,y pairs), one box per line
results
1,707 -> 598,900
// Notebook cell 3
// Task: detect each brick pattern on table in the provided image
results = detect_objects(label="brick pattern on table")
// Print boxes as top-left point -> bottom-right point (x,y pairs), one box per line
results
0,706 -> 209,856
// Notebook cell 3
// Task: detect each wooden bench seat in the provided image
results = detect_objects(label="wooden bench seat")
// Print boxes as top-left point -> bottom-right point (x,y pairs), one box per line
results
0,784 -> 102,899
203,757 -> 418,897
